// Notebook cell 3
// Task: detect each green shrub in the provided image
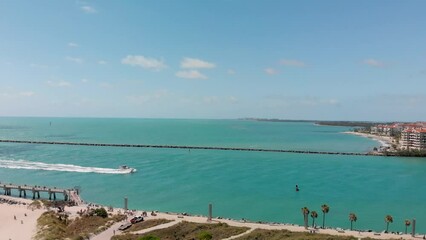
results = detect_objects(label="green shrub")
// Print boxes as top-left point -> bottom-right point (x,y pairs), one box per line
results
138,236 -> 160,240
198,231 -> 213,240
94,208 -> 108,218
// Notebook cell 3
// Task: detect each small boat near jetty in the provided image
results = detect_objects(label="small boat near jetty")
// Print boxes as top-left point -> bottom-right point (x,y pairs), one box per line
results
119,165 -> 136,174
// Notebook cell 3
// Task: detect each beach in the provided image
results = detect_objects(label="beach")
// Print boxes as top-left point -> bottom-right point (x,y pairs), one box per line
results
343,131 -> 395,148
0,194 -> 421,240
0,196 -> 44,240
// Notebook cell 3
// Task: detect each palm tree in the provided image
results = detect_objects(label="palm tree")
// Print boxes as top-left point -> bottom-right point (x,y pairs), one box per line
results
301,207 -> 310,229
385,215 -> 393,233
311,211 -> 318,227
321,204 -> 330,229
349,213 -> 357,230
404,219 -> 411,234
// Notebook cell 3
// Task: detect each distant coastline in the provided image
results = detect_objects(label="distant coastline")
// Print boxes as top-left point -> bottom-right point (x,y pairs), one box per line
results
240,118 -> 381,128
342,131 -> 393,148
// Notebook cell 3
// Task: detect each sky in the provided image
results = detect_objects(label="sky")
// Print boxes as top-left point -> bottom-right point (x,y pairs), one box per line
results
0,1 -> 425,121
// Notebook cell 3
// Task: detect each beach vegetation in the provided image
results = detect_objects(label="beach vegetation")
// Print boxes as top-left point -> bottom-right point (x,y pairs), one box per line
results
349,213 -> 357,231
234,229 -> 363,240
310,211 -> 318,227
321,204 -> 330,229
29,200 -> 43,210
112,221 -> 248,240
93,207 -> 108,218
35,210 -> 125,240
301,207 -> 310,229
138,236 -> 160,240
384,215 -> 393,233
123,219 -> 173,232
198,231 -> 213,240
405,219 -> 411,234
391,149 -> 426,157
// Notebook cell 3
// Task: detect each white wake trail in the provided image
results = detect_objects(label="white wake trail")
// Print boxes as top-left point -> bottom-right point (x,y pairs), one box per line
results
0,159 -> 134,174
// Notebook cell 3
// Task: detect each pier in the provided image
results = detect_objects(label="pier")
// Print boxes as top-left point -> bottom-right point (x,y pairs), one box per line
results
0,181 -> 80,203
0,139 -> 384,156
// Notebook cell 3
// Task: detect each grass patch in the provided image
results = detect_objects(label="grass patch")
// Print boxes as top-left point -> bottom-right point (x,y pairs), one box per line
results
124,219 -> 173,233
29,200 -> 43,210
35,210 -> 126,240
234,229 -> 375,240
112,221 -> 249,240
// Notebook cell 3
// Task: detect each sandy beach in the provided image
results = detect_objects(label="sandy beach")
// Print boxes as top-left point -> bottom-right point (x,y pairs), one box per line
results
0,196 -> 44,240
343,131 -> 395,148
1,194 -> 421,240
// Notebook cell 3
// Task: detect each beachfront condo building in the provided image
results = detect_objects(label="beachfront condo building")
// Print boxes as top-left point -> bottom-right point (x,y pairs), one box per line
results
400,128 -> 426,150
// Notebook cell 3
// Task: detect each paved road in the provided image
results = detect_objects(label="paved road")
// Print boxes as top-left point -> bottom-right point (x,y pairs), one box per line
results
91,220 -> 127,240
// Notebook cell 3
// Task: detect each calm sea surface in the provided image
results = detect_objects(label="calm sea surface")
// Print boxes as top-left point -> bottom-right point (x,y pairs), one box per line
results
0,117 -> 425,233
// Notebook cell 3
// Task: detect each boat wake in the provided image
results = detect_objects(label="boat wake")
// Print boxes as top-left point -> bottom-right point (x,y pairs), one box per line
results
0,159 -> 134,174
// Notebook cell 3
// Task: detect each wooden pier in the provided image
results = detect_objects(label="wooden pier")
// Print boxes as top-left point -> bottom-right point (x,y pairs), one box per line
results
0,139 -> 383,156
0,181 -> 80,203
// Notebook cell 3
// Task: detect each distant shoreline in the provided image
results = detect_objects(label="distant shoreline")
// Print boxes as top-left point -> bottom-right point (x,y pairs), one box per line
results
342,131 -> 393,148
240,118 -> 380,127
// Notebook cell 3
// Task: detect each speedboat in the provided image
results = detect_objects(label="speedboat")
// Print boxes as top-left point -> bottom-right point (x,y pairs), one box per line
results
119,165 -> 137,174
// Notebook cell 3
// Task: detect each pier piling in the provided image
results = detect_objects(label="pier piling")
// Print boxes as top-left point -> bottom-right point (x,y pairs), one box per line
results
2,182 -> 79,203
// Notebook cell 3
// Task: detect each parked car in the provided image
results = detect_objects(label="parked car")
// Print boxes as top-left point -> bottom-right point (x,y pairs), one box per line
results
118,222 -> 132,231
130,216 -> 144,224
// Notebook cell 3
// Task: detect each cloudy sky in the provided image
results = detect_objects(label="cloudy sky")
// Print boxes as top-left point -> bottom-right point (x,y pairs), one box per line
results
1,1 -> 425,121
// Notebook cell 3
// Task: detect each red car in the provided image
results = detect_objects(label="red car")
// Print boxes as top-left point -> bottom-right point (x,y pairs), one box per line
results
130,216 -> 144,224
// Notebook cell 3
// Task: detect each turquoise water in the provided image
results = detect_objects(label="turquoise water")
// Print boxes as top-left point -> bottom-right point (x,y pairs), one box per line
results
0,117 -> 425,233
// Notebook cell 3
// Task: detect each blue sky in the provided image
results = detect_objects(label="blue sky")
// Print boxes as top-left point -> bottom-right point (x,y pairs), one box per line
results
1,1 -> 425,121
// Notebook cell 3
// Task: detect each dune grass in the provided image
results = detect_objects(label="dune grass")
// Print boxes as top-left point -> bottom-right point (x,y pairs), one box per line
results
234,229 -> 376,240
123,219 -> 173,233
112,221 -> 249,240
35,210 -> 125,240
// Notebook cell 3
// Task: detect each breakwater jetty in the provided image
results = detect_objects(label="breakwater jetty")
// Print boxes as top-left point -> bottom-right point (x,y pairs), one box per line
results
0,139 -> 384,156
0,181 -> 81,203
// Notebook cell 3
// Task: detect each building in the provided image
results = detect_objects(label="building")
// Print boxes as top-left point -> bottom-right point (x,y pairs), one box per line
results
400,128 -> 426,150
370,124 -> 402,136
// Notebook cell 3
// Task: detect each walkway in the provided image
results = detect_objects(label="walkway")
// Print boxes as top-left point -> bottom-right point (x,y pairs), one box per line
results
90,220 -> 127,240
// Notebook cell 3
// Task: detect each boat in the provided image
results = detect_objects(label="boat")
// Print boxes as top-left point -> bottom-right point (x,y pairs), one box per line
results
119,165 -> 137,174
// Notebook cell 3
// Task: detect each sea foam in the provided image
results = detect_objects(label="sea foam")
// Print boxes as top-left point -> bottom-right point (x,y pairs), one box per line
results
0,159 -> 133,174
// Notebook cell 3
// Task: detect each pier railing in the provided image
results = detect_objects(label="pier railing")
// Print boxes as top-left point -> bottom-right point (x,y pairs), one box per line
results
0,181 -> 80,203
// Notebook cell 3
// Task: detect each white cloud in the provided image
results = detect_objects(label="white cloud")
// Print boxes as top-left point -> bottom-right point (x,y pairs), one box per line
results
47,80 -> 72,88
127,90 -> 169,105
19,91 -> 35,97
363,58 -> 384,67
229,96 -> 239,103
264,68 -> 278,75
30,63 -> 48,69
227,69 -> 236,75
65,56 -> 83,64
98,60 -> 107,65
180,58 -> 215,69
68,42 -> 79,48
203,96 -> 219,104
0,91 -> 36,99
176,70 -> 208,80
121,55 -> 166,71
99,82 -> 113,89
265,96 -> 340,107
81,78 -> 89,83
279,59 -> 306,67
81,6 -> 97,13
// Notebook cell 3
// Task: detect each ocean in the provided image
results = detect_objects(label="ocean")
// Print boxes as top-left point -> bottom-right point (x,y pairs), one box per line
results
0,117 -> 425,233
